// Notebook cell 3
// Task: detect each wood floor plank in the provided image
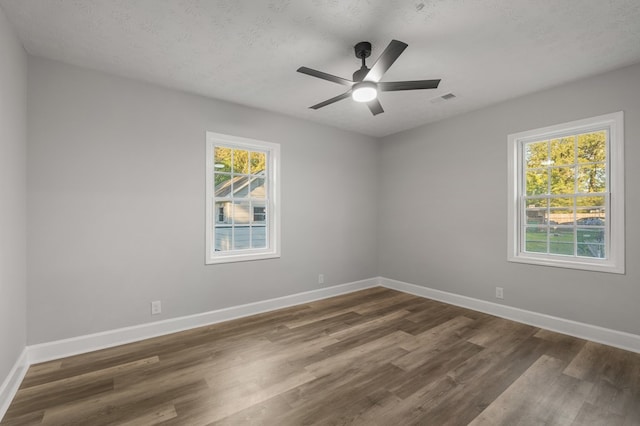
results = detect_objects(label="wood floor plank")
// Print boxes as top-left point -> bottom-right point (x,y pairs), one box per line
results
392,339 -> 484,400
411,331 -> 569,425
171,370 -> 316,424
276,362 -> 407,425
297,317 -> 420,369
209,395 -> 293,426
5,378 -> 114,419
468,354 -> 568,425
3,287 -> 640,425
22,362 -> 61,377
303,330 -> 411,377
510,372 -> 593,425
42,380 -> 207,425
0,411 -> 44,426
118,404 -> 177,426
572,401 -> 625,426
406,314 -> 475,346
586,377 -> 635,417
328,309 -> 411,341
533,328 -> 587,363
20,356 -> 159,398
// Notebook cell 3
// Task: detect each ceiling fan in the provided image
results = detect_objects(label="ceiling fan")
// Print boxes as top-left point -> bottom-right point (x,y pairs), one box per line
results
297,40 -> 441,116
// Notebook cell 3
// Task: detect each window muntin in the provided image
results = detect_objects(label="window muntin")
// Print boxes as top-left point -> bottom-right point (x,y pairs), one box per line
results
508,112 -> 624,273
206,133 -> 280,264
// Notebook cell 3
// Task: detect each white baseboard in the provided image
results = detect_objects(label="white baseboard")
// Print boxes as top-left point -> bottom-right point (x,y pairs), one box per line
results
28,278 -> 379,364
379,277 -> 640,354
0,348 -> 29,421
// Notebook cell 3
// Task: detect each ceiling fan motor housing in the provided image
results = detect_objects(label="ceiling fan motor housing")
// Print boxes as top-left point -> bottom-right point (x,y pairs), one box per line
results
354,41 -> 372,59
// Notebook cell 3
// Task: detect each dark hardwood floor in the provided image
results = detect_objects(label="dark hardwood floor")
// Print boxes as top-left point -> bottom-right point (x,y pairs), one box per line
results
2,287 -> 640,425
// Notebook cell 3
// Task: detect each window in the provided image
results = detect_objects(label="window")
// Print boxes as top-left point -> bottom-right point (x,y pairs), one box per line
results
507,112 -> 624,273
206,132 -> 280,264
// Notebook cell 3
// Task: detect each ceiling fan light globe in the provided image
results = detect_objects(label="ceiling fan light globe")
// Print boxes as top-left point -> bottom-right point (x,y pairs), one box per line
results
351,82 -> 377,103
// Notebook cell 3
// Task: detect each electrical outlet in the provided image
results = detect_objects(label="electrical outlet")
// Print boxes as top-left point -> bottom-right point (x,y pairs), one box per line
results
495,287 -> 504,300
318,274 -> 324,284
151,300 -> 162,315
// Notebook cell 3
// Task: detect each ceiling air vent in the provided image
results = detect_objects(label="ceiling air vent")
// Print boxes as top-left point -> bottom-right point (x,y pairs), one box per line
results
431,92 -> 456,103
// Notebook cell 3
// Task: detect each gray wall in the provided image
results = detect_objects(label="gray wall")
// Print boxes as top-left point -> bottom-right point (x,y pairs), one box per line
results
19,44 -> 640,347
27,57 -> 379,344
0,8 -> 27,382
378,62 -> 640,336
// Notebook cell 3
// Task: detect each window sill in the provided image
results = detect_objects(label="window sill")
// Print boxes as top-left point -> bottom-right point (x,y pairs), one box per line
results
508,253 -> 624,274
206,251 -> 280,265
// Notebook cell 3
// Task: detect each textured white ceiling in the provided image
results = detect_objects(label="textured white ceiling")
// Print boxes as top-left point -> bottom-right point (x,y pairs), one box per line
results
2,0 -> 640,137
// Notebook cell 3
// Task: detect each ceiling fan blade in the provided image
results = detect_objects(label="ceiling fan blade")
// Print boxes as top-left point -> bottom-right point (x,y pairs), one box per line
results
379,79 -> 441,91
367,99 -> 384,115
309,91 -> 352,109
364,40 -> 408,82
297,67 -> 353,86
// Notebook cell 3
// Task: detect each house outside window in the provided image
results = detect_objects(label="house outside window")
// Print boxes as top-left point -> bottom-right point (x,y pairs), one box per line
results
206,132 -> 280,264
507,112 -> 624,273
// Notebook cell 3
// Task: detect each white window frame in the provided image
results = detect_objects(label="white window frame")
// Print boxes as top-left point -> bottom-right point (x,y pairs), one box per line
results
206,132 -> 281,264
507,112 -> 624,274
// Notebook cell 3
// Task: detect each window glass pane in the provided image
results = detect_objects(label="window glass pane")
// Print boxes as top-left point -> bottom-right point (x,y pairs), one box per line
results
577,164 -> 606,193
550,167 -> 575,194
577,228 -> 605,258
214,173 -> 232,197
215,226 -> 232,251
525,141 -> 548,169
577,195 -> 605,216
576,210 -> 605,227
250,152 -> 266,175
550,137 -> 575,166
550,228 -> 574,255
215,201 -> 230,224
252,200 -> 266,224
526,208 -> 548,225
576,197 -> 605,228
526,170 -> 548,196
577,131 -> 606,163
232,176 -> 250,198
576,197 -> 606,226
233,149 -> 249,174
250,177 -> 265,198
251,225 -> 267,249
525,226 -> 547,253
233,226 -> 251,250
549,197 -> 573,208
577,195 -> 605,208
232,200 -> 250,224
549,207 -> 572,225
214,146 -> 232,172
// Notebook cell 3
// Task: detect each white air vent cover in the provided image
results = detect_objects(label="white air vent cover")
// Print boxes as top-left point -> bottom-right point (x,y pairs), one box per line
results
431,93 -> 456,103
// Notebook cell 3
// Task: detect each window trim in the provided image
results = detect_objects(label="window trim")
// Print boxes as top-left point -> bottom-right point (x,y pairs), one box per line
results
205,132 -> 281,264
507,111 -> 624,274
